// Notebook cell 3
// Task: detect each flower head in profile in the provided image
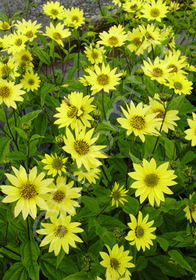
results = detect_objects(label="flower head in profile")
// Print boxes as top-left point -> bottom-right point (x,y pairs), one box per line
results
139,24 -> 161,52
110,182 -> 128,207
129,158 -> 177,207
125,211 -> 156,251
123,0 -> 144,15
184,193 -> 196,223
84,43 -> 106,65
74,167 -> 101,184
21,71 -> 41,92
98,25 -> 127,48
184,113 -> 196,146
0,57 -> 19,79
42,153 -> 68,177
44,176 -> 81,218
64,7 -> 85,29
0,79 -> 25,108
37,215 -> 83,256
141,0 -> 168,22
163,50 -> 187,76
0,21 -> 12,31
117,101 -> 159,142
63,127 -> 107,171
100,244 -> 135,280
43,1 -> 65,20
45,22 -> 71,47
1,166 -> 53,219
112,0 -> 129,7
85,63 -> 122,95
167,73 -> 193,95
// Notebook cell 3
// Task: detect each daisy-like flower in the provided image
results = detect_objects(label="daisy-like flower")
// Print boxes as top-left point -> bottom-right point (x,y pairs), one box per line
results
117,101 -> 159,142
15,19 -> 42,42
169,1 -> 180,12
167,73 -> 193,95
74,167 -> 101,184
0,79 -> 25,108
184,113 -> 196,146
112,0 -> 130,7
5,32 -> 27,54
129,158 -> 177,207
184,193 -> 196,223
43,1 -> 65,20
139,24 -> 161,52
100,244 -> 135,280
37,215 -> 83,256
142,57 -> 170,84
127,28 -> 144,55
85,63 -> 122,95
14,49 -> 34,70
64,7 -> 85,29
1,166 -> 53,219
145,94 -> 180,133
125,211 -> 156,251
160,25 -> 176,49
42,153 -> 68,177
63,127 -> 107,171
141,0 -> 168,22
123,0 -> 144,14
54,91 -> 95,130
84,44 -> 105,65
98,25 -> 127,48
20,71 -> 41,92
164,50 -> 187,75
0,57 -> 19,79
45,22 -> 71,47
0,21 -> 12,31
44,176 -> 81,218
110,182 -> 128,207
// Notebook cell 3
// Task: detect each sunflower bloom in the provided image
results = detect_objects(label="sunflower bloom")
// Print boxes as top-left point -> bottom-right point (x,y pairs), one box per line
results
184,193 -> 196,223
1,166 -> 53,219
64,7 -> 85,29
37,215 -> 83,256
15,19 -> 42,42
21,71 -> 41,92
141,0 -> 168,22
63,127 -> 107,171
98,25 -> 128,48
0,21 -> 12,31
139,24 -> 161,53
184,113 -> 196,146
42,153 -> 68,177
110,182 -> 128,207
167,73 -> 193,95
129,158 -> 177,207
43,1 -> 65,20
84,43 -> 106,65
74,167 -> 101,184
100,244 -> 135,280
123,0 -> 144,14
127,28 -> 144,55
125,211 -> 156,251
45,22 -> 71,47
14,49 -> 34,70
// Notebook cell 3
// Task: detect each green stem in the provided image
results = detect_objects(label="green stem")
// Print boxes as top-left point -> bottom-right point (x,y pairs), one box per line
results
0,244 -> 21,257
101,90 -> 106,120
4,105 -> 19,151
96,200 -> 111,218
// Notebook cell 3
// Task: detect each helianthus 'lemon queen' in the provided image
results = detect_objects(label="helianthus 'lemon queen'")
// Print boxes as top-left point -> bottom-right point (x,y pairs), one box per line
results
84,44 -> 105,64
1,166 -> 53,219
110,182 -> 128,207
100,244 -> 135,280
37,215 -> 83,256
98,25 -> 127,48
45,23 -> 71,47
42,153 -> 68,177
64,7 -> 85,29
117,101 -> 159,142
43,1 -> 65,20
167,73 -> 193,95
21,71 -> 41,92
184,113 -> 196,146
63,127 -> 107,171
125,211 -> 156,251
129,158 -> 177,207
141,0 -> 168,22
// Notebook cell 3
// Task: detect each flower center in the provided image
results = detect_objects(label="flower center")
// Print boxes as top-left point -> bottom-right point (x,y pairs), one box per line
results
74,140 -> 90,155
174,82 -> 183,90
135,226 -> 144,238
110,258 -> 120,270
26,31 -> 34,38
168,64 -> 178,73
67,105 -> 78,118
150,8 -> 160,18
51,9 -> 58,16
97,74 -> 109,86
2,65 -> 10,75
15,39 -> 23,46
21,54 -> 30,61
28,79 -> 35,85
130,115 -> 145,130
152,67 -> 163,77
145,173 -> 159,187
20,183 -> 37,199
2,22 -> 9,30
108,36 -> 119,46
53,190 -> 65,203
145,32 -> 154,40
52,158 -> 63,169
53,32 -> 62,40
55,225 -> 67,238
91,51 -> 99,59
0,86 -> 11,98
112,191 -> 121,200
153,109 -> 165,119
130,4 -> 138,10
134,37 -> 141,46
72,16 -> 79,23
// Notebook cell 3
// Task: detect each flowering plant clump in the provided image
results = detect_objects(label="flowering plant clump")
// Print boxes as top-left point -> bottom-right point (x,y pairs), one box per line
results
0,0 -> 196,279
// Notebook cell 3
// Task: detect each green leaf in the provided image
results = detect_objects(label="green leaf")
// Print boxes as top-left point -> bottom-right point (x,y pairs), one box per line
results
81,196 -> 100,215
0,137 -> 11,164
34,113 -> 48,136
33,46 -> 50,65
41,83 -> 56,107
7,151 -> 26,161
3,262 -> 28,280
14,127 -> 27,140
181,151 -> 196,165
168,250 -> 194,273
56,249 -> 65,269
0,244 -> 21,261
21,240 -> 40,280
0,13 -> 9,22
122,196 -> 139,215
63,271 -> 89,280
30,134 -> 45,142
21,110 -> 42,124
157,236 -> 169,251
163,137 -> 176,160
135,256 -> 148,271
0,108 -> 6,122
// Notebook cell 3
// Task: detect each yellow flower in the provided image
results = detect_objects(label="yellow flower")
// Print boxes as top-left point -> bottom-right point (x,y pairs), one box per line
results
44,176 -> 82,218
1,166 -> 53,219
64,7 -> 85,29
0,21 -> 12,31
15,19 -> 42,42
112,0 -> 130,7
160,25 -> 176,49
141,0 -> 168,22
37,215 -> 83,256
0,79 -> 25,108
85,63 -> 122,95
167,73 -> 193,95
5,32 -> 27,54
0,57 -> 19,79
45,22 -> 71,47
139,24 -> 161,52
169,1 -> 180,11
100,244 -> 135,280
110,182 -> 128,207
117,101 -> 159,142
63,127 -> 107,171
84,43 -> 106,64
43,1 -> 65,20
42,153 -> 68,177
123,0 -> 144,14
21,71 -> 41,92
98,25 -> 127,48
129,158 -> 177,207
54,91 -> 95,130
184,193 -> 196,223
74,167 -> 101,184
125,211 -> 156,251
184,112 -> 196,146
127,28 -> 144,55
14,49 -> 34,70
163,50 -> 187,75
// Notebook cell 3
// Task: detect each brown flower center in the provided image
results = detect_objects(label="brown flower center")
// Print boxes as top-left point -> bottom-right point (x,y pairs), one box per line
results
0,86 -> 11,98
28,79 -> 35,85
53,190 -> 65,203
1,65 -> 10,75
145,32 -> 154,40
150,8 -> 160,18
74,140 -> 90,155
152,67 -> 163,77
72,16 -> 79,23
110,258 -> 120,270
153,109 -> 165,119
15,39 -> 23,46
135,226 -> 144,238
134,37 -> 141,46
91,51 -> 99,59
2,22 -> 10,30
55,225 -> 68,238
130,115 -> 145,130
108,36 -> 119,46
20,183 -> 37,199
53,32 -> 62,40
174,82 -> 183,90
97,74 -> 109,86
26,31 -> 34,38
168,64 -> 178,73
112,191 -> 121,200
145,173 -> 159,187
21,54 -> 30,61
67,105 -> 78,118
51,9 -> 59,16
130,4 -> 138,10
52,158 -> 63,169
